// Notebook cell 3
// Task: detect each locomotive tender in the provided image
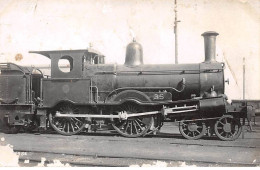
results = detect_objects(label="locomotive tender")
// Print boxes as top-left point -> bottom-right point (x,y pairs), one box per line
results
0,31 -> 248,140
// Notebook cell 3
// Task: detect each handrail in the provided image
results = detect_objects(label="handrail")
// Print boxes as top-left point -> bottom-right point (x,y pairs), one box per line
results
0,63 -> 26,74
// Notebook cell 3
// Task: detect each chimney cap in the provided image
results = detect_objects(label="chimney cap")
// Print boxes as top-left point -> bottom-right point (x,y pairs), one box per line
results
201,31 -> 219,37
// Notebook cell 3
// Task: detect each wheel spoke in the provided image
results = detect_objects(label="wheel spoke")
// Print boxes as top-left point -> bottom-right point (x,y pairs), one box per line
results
134,120 -> 142,130
70,122 -> 75,132
136,118 -> 143,124
133,121 -> 138,134
130,121 -> 133,135
70,120 -> 76,130
67,122 -> 70,133
62,122 -> 66,131
75,122 -> 80,129
119,121 -> 127,129
229,132 -> 234,138
72,117 -> 81,123
124,121 -> 130,133
136,118 -> 145,129
71,118 -> 80,129
219,121 -> 224,126
60,107 -> 65,112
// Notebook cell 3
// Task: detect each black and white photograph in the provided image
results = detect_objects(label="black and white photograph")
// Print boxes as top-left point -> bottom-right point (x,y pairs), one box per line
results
0,0 -> 259,167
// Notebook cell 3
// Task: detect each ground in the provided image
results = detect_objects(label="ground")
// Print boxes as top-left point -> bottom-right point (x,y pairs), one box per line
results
0,119 -> 259,167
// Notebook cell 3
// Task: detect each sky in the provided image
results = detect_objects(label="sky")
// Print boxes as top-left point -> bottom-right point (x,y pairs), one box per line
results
0,0 -> 259,99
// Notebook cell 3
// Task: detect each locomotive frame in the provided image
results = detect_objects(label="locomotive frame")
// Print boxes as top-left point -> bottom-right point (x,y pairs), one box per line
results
0,31 -> 249,140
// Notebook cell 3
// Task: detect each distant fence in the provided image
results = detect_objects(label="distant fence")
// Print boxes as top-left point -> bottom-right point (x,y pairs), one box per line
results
232,100 -> 260,117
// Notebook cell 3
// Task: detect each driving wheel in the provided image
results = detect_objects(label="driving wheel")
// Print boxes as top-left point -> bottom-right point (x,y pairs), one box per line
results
112,103 -> 153,138
49,103 -> 86,136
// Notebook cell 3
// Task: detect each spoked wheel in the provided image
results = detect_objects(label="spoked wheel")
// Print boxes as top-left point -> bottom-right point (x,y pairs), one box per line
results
112,103 -> 153,138
179,118 -> 206,140
214,115 -> 242,141
49,103 -> 86,136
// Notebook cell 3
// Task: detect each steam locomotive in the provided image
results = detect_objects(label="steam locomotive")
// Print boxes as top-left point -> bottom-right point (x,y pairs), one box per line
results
0,31 -> 248,140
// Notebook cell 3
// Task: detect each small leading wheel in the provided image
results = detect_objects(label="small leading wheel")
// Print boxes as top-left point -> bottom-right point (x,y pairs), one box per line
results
179,119 -> 206,140
49,103 -> 86,136
112,103 -> 153,138
214,115 -> 242,141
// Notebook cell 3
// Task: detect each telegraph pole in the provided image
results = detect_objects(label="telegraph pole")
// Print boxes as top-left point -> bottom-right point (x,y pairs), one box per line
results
243,57 -> 245,99
174,0 -> 179,64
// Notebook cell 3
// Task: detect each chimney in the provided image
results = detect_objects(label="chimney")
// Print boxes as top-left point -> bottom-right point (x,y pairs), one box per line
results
201,31 -> 219,63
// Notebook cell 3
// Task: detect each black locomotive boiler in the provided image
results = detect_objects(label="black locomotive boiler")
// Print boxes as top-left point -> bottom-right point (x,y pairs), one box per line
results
0,32 -> 248,140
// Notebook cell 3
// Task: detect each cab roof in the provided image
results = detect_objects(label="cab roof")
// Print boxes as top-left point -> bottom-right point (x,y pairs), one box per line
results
29,48 -> 105,59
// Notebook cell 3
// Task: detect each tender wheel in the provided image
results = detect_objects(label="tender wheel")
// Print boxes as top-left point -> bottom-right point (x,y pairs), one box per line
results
179,119 -> 206,140
2,118 -> 21,134
49,103 -> 86,136
214,115 -> 242,141
2,125 -> 21,134
23,121 -> 38,133
112,103 -> 153,138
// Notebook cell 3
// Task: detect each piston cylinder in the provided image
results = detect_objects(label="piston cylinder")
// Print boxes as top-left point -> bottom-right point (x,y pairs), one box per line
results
202,31 -> 219,63
199,97 -> 226,118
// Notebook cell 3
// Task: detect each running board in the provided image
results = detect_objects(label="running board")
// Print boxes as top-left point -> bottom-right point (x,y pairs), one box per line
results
55,104 -> 198,120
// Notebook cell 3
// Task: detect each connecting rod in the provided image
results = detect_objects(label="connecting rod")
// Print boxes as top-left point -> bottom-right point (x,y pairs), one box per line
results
54,105 -> 198,120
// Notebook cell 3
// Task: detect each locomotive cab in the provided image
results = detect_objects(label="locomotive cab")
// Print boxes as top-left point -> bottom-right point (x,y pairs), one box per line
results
30,49 -> 105,79
84,48 -> 105,65
29,49 -> 105,108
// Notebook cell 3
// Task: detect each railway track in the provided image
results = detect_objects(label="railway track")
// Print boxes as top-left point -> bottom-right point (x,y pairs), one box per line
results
1,122 -> 260,167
